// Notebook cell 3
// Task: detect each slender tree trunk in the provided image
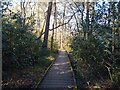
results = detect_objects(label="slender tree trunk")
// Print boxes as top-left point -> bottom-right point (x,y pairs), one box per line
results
90,1 -> 94,36
61,4 -> 66,49
112,2 -> 116,67
86,1 -> 89,39
118,1 -> 120,37
69,4 -> 79,32
108,5 -> 110,26
84,0 -> 89,39
112,3 -> 115,54
54,2 -> 57,42
42,1 -> 52,49
20,1 -> 23,27
23,1 -> 26,27
81,2 -> 84,38
51,24 -> 54,49
37,19 -> 46,39
20,0 -> 26,28
37,2 -> 40,33
51,1 -> 56,50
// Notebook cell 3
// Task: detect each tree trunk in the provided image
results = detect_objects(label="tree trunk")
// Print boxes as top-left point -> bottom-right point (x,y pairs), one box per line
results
82,2 -> 84,37
37,19 -> 46,39
90,1 -> 94,36
69,4 -> 79,32
42,1 -> 52,49
20,1 -> 23,27
20,0 -> 26,28
118,1 -> 120,37
54,2 -> 57,42
84,0 -> 89,40
23,1 -> 26,27
86,1 -> 89,39
61,4 -> 66,49
51,1 -> 56,50
51,24 -> 54,49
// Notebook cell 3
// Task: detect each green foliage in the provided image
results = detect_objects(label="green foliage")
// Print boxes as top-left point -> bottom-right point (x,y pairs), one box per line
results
70,2 -> 120,87
71,25 -> 120,87
2,12 -> 42,70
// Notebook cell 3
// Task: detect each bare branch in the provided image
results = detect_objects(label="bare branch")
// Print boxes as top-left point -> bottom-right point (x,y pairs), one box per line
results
49,10 -> 79,31
36,32 -> 45,40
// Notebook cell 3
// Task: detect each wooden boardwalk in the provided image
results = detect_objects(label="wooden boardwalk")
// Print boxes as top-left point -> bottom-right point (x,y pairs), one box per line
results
38,50 -> 75,90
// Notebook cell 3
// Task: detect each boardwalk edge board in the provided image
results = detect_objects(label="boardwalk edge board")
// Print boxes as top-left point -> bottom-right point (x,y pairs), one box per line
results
66,50 -> 78,90
34,52 -> 58,89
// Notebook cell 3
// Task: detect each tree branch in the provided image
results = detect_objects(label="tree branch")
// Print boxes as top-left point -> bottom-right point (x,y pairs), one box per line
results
37,7 -> 80,39
49,10 -> 79,31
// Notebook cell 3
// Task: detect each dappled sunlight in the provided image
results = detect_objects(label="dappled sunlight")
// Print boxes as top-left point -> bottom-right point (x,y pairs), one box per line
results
2,0 -> 120,89
58,55 -> 67,58
47,56 -> 55,61
40,51 -> 75,88
52,69 -> 72,75
53,62 -> 70,66
59,70 -> 72,75
61,50 -> 66,51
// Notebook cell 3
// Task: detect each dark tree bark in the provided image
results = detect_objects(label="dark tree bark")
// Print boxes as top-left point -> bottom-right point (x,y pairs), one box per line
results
23,1 -> 26,27
20,0 -> 26,27
42,1 -> 52,49
51,24 -> 55,49
90,1 -> 94,35
51,1 -> 56,50
86,1 -> 89,39
54,2 -> 57,42
118,1 -> 120,37
69,4 -> 79,32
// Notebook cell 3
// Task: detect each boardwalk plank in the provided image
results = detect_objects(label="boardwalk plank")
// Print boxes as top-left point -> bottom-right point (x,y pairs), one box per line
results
38,50 -> 75,89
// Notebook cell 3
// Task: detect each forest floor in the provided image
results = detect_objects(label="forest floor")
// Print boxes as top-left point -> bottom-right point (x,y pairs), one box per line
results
68,53 -> 120,90
75,60 -> 120,90
2,51 -> 58,88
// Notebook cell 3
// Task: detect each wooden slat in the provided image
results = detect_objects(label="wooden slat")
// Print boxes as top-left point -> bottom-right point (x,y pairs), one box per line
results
38,50 -> 75,89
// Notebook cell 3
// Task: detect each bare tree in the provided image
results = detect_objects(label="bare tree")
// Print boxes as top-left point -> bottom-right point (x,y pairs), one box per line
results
118,1 -> 120,37
51,1 -> 56,50
85,1 -> 89,39
42,1 -> 53,49
20,0 -> 26,27
89,1 -> 94,36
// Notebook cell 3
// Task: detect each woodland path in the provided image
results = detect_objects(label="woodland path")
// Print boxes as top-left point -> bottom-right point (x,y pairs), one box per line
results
38,50 -> 75,90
